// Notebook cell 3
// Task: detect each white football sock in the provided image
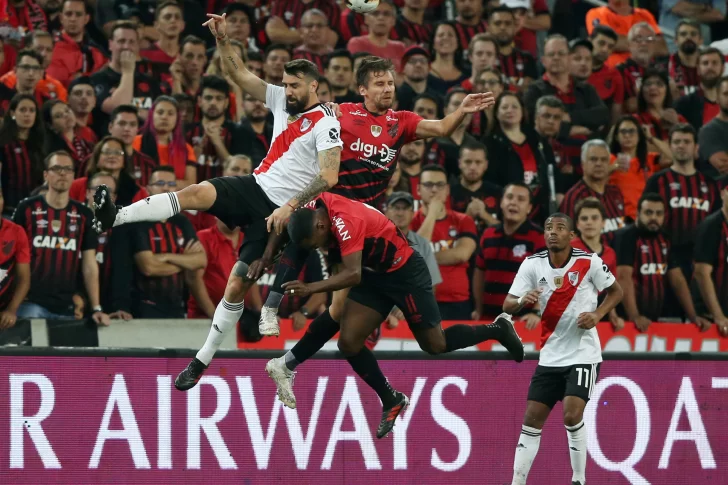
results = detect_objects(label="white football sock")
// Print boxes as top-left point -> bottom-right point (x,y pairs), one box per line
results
511,425 -> 542,485
566,420 -> 587,484
114,192 -> 180,226
195,298 -> 244,365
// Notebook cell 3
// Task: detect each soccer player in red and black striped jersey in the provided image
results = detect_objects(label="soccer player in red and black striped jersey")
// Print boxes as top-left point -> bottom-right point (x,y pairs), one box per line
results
588,25 -> 625,123
488,6 -> 537,90
267,192 -> 524,438
560,140 -> 626,243
129,167 -> 206,318
0,191 -> 31,329
185,76 -> 247,183
571,197 -> 624,329
13,151 -> 109,324
614,193 -> 708,330
0,94 -> 45,216
692,186 -> 728,336
473,183 -> 543,323
108,105 -> 158,187
644,124 -> 720,274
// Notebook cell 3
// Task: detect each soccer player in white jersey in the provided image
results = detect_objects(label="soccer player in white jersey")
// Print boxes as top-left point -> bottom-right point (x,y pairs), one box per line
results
91,13 -> 343,390
503,213 -> 623,485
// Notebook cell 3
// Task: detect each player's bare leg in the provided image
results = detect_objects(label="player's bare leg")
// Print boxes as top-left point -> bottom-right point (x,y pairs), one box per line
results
410,313 -> 524,361
266,279 -> 350,408
511,401 -> 551,485
92,182 -> 217,232
338,298 -> 408,439
563,396 -> 589,485
175,262 -> 254,391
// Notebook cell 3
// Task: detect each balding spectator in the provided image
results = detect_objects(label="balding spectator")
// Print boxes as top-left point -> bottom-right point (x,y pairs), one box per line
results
348,1 -> 407,71
47,0 -> 106,87
586,0 -> 667,68
293,9 -> 333,73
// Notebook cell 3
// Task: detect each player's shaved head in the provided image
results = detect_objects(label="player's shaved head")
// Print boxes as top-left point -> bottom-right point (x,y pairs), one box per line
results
288,206 -> 331,249
546,212 -> 573,231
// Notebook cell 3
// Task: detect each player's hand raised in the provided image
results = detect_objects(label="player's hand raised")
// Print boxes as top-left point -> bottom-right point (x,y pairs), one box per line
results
576,312 -> 599,329
460,92 -> 496,113
282,280 -> 312,298
203,13 -> 227,39
519,289 -> 541,307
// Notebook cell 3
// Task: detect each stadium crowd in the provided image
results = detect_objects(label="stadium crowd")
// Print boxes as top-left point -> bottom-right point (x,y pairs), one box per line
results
0,0 -> 727,338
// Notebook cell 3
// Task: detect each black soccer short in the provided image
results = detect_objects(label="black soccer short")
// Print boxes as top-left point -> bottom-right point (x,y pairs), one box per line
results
207,175 -> 278,264
527,363 -> 601,409
347,252 -> 441,329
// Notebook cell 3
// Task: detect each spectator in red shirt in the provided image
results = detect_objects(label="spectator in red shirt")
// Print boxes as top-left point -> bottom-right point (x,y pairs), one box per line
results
588,25 -> 625,123
571,197 -> 624,329
348,0 -> 406,72
411,164 -> 478,320
0,191 -> 31,330
675,47 -> 725,132
503,0 -> 552,58
140,1 -> 184,72
47,0 -> 106,86
170,35 -> 208,98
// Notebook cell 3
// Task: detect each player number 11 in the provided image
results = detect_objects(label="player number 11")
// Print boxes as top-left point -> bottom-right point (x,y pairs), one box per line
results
575,367 -> 590,388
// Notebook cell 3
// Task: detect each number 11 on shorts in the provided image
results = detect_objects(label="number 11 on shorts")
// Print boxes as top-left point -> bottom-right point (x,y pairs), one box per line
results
576,367 -> 590,388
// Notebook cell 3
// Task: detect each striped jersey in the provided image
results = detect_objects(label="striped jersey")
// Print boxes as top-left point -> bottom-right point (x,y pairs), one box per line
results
508,248 -> 615,366
253,85 -> 343,206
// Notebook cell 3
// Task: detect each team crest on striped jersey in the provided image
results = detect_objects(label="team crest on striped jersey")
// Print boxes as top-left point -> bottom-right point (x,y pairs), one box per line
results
554,276 -> 564,288
371,125 -> 382,137
301,118 -> 312,132
513,244 -> 526,258
568,271 -> 579,286
51,220 -> 62,233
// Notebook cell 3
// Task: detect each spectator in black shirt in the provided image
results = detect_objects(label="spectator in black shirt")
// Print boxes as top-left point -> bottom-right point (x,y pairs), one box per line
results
325,50 -> 361,104
67,76 -> 100,144
0,94 -> 45,216
186,75 -> 246,183
698,76 -> 728,179
42,99 -> 95,176
238,92 -> 273,169
170,35 -> 208,97
316,77 -> 332,103
426,88 -> 478,176
449,139 -> 501,230
14,151 -> 109,324
90,21 -> 163,126
675,48 -> 725,132
108,104 -> 157,187
129,166 -> 206,318
397,46 -> 437,112
614,193 -> 707,330
693,185 -> 728,336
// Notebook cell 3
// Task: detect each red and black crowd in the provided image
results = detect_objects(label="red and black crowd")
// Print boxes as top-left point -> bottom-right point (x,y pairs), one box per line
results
0,0 -> 727,337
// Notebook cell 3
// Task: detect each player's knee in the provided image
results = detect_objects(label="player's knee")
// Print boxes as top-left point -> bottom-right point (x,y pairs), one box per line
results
419,339 -> 446,355
523,413 -> 546,429
225,268 -> 250,302
562,408 -> 584,427
329,300 -> 344,321
337,335 -> 360,357
179,182 -> 216,210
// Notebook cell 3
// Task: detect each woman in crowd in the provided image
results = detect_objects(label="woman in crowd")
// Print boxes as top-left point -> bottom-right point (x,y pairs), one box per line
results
472,67 -> 507,138
608,115 -> 666,220
69,136 -> 149,206
636,69 -> 681,159
484,91 -> 555,224
427,22 -> 469,92
133,96 -> 197,189
42,99 -> 95,177
0,94 -> 45,215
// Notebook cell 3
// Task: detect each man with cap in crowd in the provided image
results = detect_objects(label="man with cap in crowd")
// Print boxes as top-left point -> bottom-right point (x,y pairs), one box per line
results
397,45 -> 440,112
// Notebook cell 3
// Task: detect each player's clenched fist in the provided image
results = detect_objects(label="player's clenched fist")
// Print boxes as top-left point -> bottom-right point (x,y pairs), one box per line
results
576,312 -> 600,329
519,289 -> 541,307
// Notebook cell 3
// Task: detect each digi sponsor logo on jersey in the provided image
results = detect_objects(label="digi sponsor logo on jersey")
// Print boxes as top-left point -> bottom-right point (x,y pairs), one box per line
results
333,217 -> 351,241
669,197 -> 711,212
33,236 -> 77,251
350,139 -> 396,168
640,263 -> 668,275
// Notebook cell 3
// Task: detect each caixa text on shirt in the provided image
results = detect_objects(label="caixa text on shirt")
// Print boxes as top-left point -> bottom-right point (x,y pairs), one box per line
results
33,236 -> 78,251
131,97 -> 153,110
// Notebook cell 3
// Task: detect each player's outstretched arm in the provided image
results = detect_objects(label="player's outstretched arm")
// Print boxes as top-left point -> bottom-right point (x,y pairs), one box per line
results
204,13 -> 267,102
283,251 -> 362,297
414,92 -> 495,139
